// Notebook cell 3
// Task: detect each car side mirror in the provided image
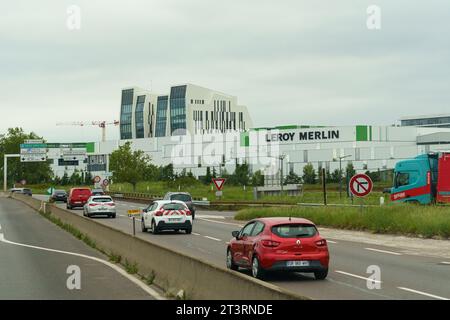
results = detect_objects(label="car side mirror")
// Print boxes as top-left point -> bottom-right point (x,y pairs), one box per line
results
231,231 -> 240,239
143,209 -> 148,213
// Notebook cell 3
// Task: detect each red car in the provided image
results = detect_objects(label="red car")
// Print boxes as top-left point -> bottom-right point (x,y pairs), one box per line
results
67,187 -> 92,209
226,217 -> 329,280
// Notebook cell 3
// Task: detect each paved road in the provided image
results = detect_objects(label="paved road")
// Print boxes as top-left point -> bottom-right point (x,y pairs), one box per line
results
35,195 -> 450,300
0,196 -> 158,300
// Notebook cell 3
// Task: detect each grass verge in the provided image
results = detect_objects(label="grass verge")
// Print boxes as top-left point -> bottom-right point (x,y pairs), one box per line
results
234,205 -> 450,239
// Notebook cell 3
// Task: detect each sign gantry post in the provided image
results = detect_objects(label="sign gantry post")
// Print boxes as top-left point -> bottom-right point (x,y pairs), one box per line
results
3,154 -> 20,192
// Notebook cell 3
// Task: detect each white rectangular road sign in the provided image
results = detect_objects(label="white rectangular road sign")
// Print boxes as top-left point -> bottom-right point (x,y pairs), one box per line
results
20,148 -> 47,154
21,154 -> 47,162
24,139 -> 44,144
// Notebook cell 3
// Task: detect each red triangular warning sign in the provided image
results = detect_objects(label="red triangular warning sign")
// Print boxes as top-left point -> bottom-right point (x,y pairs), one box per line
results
212,178 -> 226,191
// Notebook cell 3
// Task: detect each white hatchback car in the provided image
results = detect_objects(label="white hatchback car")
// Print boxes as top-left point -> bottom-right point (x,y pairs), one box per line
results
83,195 -> 116,218
141,200 -> 192,234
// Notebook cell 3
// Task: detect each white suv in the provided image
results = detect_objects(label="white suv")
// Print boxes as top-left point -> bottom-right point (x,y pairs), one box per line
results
141,200 -> 192,234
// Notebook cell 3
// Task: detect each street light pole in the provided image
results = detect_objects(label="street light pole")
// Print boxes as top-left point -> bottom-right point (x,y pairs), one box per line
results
338,155 -> 351,199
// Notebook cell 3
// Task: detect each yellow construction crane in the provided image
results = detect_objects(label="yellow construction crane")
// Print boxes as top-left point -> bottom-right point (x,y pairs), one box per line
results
56,120 -> 120,142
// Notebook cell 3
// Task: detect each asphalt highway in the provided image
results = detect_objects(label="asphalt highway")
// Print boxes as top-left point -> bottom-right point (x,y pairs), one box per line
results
35,195 -> 450,300
0,196 -> 159,300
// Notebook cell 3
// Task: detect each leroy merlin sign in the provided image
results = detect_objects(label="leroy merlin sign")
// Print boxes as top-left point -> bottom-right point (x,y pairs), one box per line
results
241,126 -> 375,147
265,130 -> 340,142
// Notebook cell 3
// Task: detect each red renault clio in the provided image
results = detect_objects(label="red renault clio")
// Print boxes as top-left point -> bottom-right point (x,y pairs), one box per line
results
226,217 -> 329,280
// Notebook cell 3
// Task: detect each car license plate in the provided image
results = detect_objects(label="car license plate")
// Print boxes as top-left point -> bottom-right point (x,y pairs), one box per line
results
168,218 -> 181,222
101,206 -> 106,210
286,261 -> 309,267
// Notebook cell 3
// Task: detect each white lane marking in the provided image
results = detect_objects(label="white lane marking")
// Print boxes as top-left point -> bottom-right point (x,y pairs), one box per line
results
192,232 -> 201,236
397,287 -> 449,300
204,236 -> 222,242
365,248 -> 402,256
0,224 -> 2,230
441,262 -> 450,265
196,215 -> 225,220
197,218 -> 243,228
327,240 -> 337,244
0,232 -> 164,300
335,270 -> 382,284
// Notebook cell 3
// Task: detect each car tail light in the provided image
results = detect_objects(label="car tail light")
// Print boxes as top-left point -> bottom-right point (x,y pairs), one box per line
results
315,239 -> 327,247
155,211 -> 163,216
185,210 -> 191,216
105,203 -> 115,206
89,203 -> 99,207
261,240 -> 280,248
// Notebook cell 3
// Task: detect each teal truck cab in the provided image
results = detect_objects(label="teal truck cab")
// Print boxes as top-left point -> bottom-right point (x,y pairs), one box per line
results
388,152 -> 450,204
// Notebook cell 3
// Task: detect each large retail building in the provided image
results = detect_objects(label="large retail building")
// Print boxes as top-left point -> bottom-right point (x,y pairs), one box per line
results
46,84 -> 450,181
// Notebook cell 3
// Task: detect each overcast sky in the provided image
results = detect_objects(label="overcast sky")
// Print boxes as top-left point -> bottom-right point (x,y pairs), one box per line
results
1,0 -> 449,142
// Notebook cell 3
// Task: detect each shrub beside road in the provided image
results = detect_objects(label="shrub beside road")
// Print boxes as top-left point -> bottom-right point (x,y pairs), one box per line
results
235,205 -> 450,239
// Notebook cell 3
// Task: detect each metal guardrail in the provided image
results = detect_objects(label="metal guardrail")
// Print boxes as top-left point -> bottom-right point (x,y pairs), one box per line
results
106,191 -> 381,208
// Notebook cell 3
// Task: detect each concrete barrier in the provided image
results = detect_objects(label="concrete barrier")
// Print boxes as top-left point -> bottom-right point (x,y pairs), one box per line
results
10,193 -> 309,300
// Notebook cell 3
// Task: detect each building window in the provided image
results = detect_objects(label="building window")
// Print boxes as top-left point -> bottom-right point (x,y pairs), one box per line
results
120,89 -> 134,139
135,95 -> 145,139
155,96 -> 168,137
170,85 -> 187,135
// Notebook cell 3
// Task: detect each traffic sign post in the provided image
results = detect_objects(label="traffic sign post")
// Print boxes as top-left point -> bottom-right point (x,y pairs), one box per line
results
349,174 -> 373,197
212,178 -> 226,199
349,174 -> 373,213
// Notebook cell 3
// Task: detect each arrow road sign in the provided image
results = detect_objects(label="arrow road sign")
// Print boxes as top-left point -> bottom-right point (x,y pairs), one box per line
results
212,178 -> 226,191
349,174 -> 373,197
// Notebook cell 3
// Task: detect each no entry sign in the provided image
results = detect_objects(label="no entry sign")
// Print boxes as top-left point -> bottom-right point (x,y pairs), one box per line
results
349,174 -> 373,197
212,178 -> 226,191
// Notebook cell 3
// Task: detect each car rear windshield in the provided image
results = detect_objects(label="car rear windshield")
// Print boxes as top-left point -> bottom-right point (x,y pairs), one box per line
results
162,203 -> 187,210
271,224 -> 318,238
75,189 -> 91,195
92,197 -> 113,203
23,189 -> 31,192
170,194 -> 192,202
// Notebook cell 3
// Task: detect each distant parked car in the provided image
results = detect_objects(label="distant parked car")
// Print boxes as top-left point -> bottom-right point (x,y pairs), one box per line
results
83,195 -> 116,218
226,217 -> 329,280
67,187 -> 92,209
51,190 -> 67,203
92,188 -> 106,196
9,188 -> 32,196
163,192 -> 196,219
141,200 -> 192,234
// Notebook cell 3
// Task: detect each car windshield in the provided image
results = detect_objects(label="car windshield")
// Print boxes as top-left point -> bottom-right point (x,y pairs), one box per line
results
271,224 -> 317,238
162,203 -> 187,210
23,189 -> 31,192
92,197 -> 113,203
55,190 -> 66,194
170,194 -> 192,202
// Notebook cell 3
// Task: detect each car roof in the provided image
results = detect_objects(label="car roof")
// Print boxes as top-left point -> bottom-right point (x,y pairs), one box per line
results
155,200 -> 187,205
251,217 -> 315,226
166,192 -> 191,195
70,187 -> 91,191
90,195 -> 112,199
